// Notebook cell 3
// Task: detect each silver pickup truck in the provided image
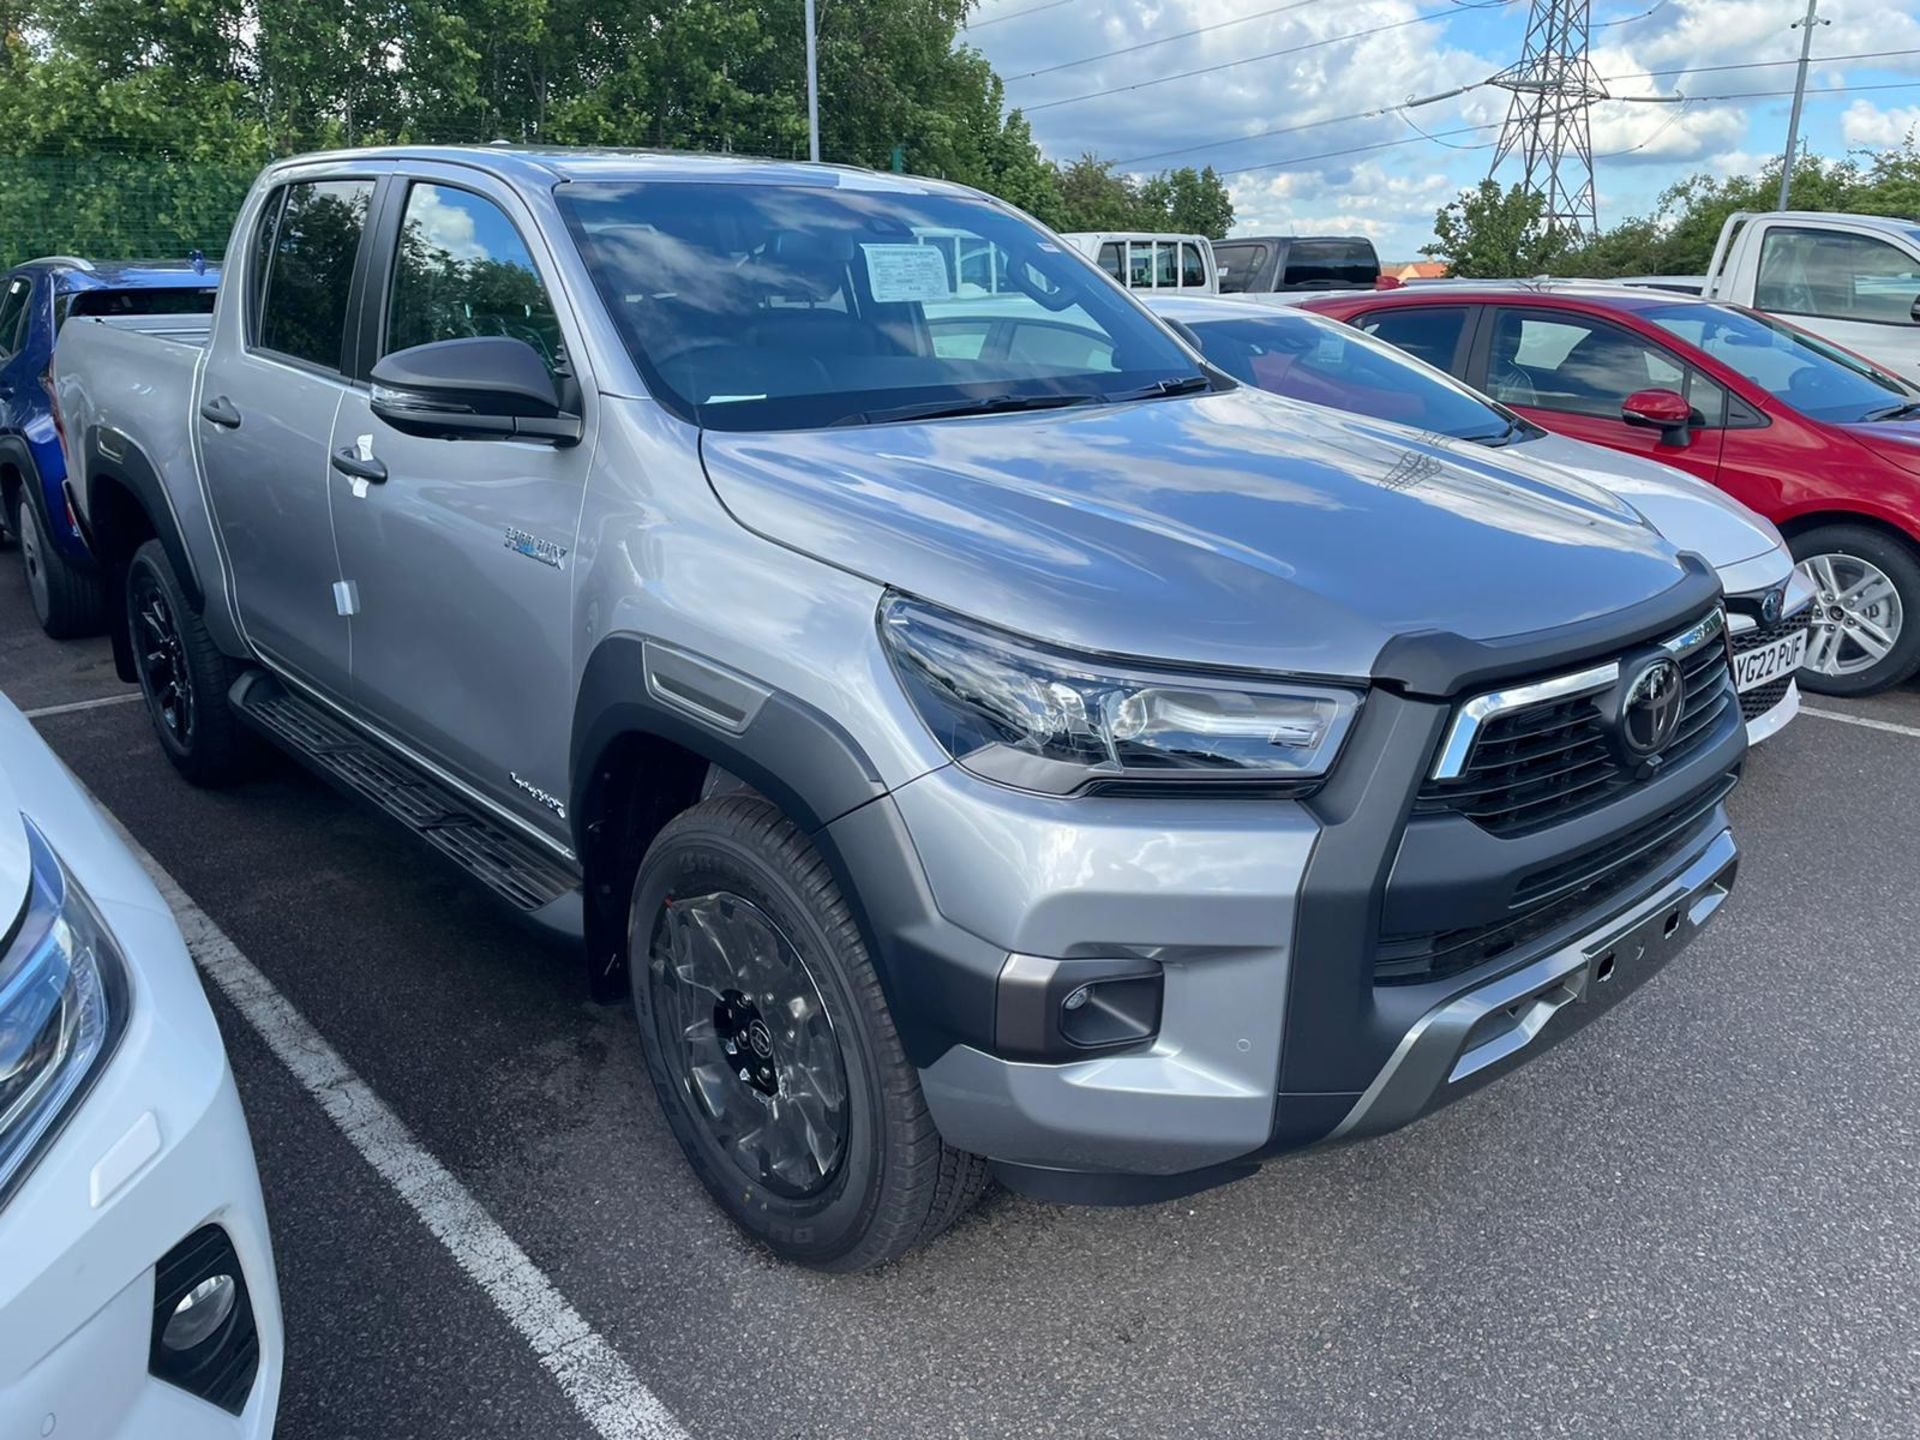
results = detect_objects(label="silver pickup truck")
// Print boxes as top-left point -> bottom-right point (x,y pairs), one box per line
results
56,146 -> 1745,1270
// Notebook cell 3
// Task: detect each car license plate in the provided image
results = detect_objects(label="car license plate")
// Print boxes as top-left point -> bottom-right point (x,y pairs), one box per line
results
1732,629 -> 1808,692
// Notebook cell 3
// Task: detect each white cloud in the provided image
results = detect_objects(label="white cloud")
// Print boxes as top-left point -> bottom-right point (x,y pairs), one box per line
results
409,187 -> 489,263
1841,98 -> 1920,146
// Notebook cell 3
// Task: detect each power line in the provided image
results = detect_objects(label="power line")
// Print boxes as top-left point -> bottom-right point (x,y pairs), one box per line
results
1023,0 -> 1519,115
1004,0 -> 1323,83
1211,78 -> 1915,180
1111,48 -> 1920,170
965,0 -> 1073,31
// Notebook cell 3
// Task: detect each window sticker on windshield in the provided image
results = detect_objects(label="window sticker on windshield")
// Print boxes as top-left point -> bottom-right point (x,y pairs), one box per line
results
863,244 -> 953,302
1315,332 -> 1346,364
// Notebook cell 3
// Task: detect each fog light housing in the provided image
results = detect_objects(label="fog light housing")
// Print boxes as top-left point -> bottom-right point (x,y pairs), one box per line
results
995,954 -> 1163,1060
149,1226 -> 259,1415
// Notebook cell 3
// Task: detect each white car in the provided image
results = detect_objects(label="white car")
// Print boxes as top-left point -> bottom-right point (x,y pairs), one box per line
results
0,695 -> 281,1436
1147,294 -> 1808,744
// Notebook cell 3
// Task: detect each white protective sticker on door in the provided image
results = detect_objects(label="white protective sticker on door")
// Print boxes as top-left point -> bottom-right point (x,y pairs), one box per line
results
862,244 -> 953,303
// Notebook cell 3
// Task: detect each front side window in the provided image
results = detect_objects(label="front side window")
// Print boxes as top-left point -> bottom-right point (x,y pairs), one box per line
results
1756,227 -> 1920,326
0,278 -> 30,357
1192,312 -> 1520,442
1486,309 -> 1689,419
256,178 -> 376,370
386,183 -> 566,375
1642,301 -> 1912,424
1356,306 -> 1468,372
556,183 -> 1207,431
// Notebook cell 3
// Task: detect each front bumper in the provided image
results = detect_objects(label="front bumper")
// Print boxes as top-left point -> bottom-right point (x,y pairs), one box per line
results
867,615 -> 1746,1203
0,704 -> 281,1437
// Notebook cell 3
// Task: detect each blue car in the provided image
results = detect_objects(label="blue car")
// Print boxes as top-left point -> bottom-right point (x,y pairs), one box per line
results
0,257 -> 218,636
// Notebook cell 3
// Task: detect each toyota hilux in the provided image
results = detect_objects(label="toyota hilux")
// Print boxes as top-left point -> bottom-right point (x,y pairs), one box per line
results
55,148 -> 1745,1270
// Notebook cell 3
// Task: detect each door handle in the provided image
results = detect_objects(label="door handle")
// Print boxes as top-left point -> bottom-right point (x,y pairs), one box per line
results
330,447 -> 388,484
200,395 -> 242,429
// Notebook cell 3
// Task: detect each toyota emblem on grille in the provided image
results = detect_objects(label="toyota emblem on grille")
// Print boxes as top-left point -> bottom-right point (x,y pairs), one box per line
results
1619,655 -> 1685,758
1760,585 -> 1784,624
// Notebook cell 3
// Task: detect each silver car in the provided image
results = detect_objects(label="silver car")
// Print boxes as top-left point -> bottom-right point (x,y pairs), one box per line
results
60,148 -> 1744,1269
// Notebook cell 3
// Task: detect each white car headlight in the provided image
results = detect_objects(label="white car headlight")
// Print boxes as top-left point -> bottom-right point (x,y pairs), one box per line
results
0,819 -> 128,1207
880,594 -> 1362,796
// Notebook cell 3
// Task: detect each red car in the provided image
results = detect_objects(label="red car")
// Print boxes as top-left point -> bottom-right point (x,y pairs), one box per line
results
1303,283 -> 1920,695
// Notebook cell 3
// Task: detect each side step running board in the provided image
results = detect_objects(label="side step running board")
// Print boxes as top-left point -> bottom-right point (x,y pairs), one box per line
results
229,671 -> 583,938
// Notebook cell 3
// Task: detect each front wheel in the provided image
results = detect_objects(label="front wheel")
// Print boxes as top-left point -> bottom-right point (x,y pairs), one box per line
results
629,794 -> 986,1272
1790,524 -> 1920,697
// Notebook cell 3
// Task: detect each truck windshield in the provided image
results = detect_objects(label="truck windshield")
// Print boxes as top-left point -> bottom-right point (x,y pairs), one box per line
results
1642,301 -> 1914,423
555,181 -> 1210,430
1187,313 -> 1526,443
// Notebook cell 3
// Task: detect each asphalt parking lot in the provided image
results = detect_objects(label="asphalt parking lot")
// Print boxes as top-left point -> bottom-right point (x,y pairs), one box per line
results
5,560 -> 1920,1440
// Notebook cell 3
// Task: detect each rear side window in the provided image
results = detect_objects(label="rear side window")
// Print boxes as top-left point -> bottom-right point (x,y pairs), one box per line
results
385,184 -> 566,376
1214,242 -> 1268,293
1282,240 -> 1377,289
1356,306 -> 1469,373
1180,242 -> 1207,288
255,178 -> 376,371
1096,242 -> 1122,279
0,277 -> 31,358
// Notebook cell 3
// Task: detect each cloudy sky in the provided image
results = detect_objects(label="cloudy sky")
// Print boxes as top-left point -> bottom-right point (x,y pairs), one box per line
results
962,0 -> 1920,260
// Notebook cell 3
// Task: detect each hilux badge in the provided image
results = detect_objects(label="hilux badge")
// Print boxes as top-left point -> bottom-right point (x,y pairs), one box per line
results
505,527 -> 569,570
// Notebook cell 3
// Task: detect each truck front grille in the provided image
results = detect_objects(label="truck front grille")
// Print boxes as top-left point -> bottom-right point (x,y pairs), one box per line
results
1414,613 -> 1733,837
1377,770 -> 1736,984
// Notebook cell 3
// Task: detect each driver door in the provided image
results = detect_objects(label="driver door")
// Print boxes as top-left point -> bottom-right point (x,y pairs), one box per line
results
325,168 -> 594,840
1470,305 -> 1728,483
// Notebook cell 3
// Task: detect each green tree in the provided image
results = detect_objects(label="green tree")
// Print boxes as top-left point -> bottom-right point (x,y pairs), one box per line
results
1423,179 -> 1569,278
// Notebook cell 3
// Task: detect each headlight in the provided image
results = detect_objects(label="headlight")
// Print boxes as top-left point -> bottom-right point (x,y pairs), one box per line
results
0,819 -> 128,1207
879,595 -> 1362,795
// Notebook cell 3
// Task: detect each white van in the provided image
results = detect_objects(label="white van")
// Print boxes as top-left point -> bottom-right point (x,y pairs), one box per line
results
1061,232 -> 1218,294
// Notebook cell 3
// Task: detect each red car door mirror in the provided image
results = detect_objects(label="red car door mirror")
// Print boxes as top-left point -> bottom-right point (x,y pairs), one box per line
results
1621,387 -> 1697,448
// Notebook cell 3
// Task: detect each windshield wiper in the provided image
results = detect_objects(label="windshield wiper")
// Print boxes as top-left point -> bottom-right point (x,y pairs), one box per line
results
1111,374 -> 1214,402
1863,400 -> 1920,423
832,392 -> 1103,427
1460,418 -> 1524,447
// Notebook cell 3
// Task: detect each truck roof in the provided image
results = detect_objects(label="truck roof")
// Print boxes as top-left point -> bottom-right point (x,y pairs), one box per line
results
11,256 -> 219,291
264,144 -> 987,199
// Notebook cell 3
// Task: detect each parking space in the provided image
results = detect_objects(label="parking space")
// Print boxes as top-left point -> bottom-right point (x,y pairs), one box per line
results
5,556 -> 1919,1439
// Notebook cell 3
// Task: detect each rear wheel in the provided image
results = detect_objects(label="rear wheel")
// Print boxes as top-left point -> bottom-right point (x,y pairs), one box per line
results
127,539 -> 265,784
629,794 -> 986,1271
18,495 -> 107,639
1790,523 -> 1920,696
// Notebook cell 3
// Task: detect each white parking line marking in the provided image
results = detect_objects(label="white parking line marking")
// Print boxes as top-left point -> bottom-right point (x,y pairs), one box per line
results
89,804 -> 692,1440
21,692 -> 143,719
1802,705 -> 1920,741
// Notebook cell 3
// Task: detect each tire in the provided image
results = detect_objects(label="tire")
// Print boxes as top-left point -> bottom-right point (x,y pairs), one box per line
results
18,496 -> 108,639
1789,523 -> 1920,697
629,793 -> 987,1272
126,539 -> 266,784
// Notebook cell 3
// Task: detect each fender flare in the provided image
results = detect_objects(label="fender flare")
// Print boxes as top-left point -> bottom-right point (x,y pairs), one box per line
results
80,423 -> 205,610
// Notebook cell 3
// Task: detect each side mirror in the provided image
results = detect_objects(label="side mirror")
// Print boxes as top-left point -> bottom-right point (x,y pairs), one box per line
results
370,336 -> 581,444
1621,387 -> 1697,449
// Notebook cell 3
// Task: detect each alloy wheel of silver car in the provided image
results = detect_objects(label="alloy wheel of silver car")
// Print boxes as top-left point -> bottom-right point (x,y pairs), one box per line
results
646,890 -> 850,1200
1798,552 -> 1905,679
17,499 -> 50,625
